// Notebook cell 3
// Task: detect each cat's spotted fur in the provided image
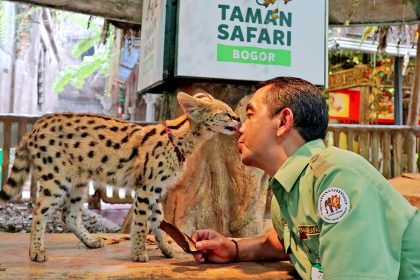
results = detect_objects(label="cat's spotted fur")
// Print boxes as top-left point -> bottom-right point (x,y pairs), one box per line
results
0,92 -> 240,262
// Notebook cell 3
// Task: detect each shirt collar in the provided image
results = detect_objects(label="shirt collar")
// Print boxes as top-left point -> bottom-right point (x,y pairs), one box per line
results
269,139 -> 326,192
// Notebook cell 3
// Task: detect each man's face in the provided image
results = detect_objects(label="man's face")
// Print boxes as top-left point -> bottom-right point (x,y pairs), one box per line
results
237,85 -> 279,168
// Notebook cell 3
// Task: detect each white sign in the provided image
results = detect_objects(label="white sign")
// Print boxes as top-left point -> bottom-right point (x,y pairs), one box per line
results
176,0 -> 328,85
137,0 -> 167,92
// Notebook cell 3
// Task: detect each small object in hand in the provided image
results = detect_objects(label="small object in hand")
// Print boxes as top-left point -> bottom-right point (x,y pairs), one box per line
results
159,220 -> 198,254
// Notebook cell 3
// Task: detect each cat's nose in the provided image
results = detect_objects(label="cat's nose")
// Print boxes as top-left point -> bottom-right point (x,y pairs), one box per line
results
234,122 -> 242,133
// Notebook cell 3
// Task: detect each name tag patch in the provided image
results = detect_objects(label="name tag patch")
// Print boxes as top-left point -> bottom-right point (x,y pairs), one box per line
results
318,187 -> 350,223
297,225 -> 320,240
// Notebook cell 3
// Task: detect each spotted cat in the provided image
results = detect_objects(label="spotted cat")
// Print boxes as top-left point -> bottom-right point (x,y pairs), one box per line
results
0,92 -> 240,262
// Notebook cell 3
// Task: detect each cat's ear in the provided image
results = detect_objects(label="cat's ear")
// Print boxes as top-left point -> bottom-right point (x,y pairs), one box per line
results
192,92 -> 215,101
177,92 -> 204,118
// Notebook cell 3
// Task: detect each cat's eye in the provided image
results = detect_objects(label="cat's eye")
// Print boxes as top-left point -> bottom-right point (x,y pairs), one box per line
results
219,112 -> 231,121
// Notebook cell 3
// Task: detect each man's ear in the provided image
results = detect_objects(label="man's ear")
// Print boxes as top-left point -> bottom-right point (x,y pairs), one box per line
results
276,108 -> 294,137
177,92 -> 204,118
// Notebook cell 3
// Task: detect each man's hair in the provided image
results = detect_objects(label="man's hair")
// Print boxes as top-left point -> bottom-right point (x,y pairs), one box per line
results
257,76 -> 328,142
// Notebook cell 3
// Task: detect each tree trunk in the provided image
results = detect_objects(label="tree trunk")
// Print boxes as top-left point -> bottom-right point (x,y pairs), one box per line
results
406,24 -> 420,172
162,84 -> 270,237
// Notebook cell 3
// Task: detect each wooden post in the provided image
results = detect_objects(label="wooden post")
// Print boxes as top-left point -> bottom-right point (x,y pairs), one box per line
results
394,56 -> 403,125
382,132 -> 391,178
2,122 -> 11,187
405,24 -> 420,173
347,130 -> 354,151
393,132 -> 403,177
371,131 -> 380,170
359,86 -> 369,124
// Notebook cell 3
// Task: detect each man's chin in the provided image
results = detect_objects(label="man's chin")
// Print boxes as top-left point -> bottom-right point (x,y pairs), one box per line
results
240,154 -> 252,166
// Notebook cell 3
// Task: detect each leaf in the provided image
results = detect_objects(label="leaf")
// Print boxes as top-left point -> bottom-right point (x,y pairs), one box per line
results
71,34 -> 100,58
159,220 -> 198,254
360,26 -> 377,47
53,48 -> 111,94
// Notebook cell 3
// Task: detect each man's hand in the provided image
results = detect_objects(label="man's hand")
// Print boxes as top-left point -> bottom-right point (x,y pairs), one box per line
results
191,229 -> 236,264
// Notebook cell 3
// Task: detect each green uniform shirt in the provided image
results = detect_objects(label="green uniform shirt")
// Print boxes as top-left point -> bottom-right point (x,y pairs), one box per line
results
270,139 -> 420,280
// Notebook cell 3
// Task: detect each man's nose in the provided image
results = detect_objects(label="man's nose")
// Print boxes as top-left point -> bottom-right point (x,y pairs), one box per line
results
237,122 -> 244,134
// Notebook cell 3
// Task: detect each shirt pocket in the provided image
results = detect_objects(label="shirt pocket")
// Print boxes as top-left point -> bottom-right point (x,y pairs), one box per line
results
301,235 -> 320,263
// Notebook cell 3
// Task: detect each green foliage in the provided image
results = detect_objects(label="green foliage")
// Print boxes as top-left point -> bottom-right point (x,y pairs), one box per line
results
53,42 -> 113,93
52,15 -> 115,94
70,34 -> 101,58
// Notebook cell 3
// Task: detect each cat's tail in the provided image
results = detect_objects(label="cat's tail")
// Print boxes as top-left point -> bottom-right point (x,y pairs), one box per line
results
0,134 -> 31,204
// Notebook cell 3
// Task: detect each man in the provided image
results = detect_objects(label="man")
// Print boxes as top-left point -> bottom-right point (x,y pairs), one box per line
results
191,77 -> 420,279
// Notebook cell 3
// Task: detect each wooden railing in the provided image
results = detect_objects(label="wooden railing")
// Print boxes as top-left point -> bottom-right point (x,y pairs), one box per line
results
0,114 -> 39,199
327,124 -> 420,178
0,114 -> 153,205
1,115 -> 419,203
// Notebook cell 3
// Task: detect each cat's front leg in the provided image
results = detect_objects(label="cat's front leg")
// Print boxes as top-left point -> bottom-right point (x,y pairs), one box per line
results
150,188 -> 174,258
131,187 -> 151,262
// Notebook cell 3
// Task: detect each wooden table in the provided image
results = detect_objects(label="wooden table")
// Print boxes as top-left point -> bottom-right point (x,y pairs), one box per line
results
389,173 -> 420,209
0,233 -> 298,279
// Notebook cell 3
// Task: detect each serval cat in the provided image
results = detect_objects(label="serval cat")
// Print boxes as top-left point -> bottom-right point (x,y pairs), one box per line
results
0,92 -> 240,262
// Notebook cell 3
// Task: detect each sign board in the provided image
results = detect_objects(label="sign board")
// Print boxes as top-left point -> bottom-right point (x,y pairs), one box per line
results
176,0 -> 328,85
328,90 -> 360,123
137,0 -> 167,92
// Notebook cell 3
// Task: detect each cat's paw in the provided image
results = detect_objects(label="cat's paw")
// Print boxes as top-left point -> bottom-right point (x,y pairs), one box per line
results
131,251 -> 149,262
30,249 -> 47,262
85,237 -> 105,249
161,246 -> 175,258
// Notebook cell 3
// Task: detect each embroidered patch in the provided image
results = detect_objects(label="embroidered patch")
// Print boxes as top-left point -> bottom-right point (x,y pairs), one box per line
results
297,225 -> 320,240
318,187 -> 350,223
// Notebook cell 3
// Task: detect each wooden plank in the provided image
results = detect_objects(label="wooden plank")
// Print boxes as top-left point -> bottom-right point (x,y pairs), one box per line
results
2,122 -> 11,187
0,114 -> 39,123
382,132 -> 392,179
406,132 -> 416,173
393,132 -> 403,177
333,130 -> 340,147
359,132 -> 368,160
0,233 -> 298,279
371,131 -> 380,170
347,130 -> 354,151
18,120 -> 28,140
